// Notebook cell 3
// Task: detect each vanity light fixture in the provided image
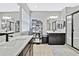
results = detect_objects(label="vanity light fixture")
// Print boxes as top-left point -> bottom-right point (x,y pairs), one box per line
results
2,16 -> 11,19
49,16 -> 58,19
47,16 -> 58,19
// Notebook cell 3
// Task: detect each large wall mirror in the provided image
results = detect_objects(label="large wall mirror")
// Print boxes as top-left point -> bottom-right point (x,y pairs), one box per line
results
1,19 -> 7,30
47,19 -> 65,32
15,21 -> 20,32
0,12 -> 19,32
47,19 -> 56,31
52,21 -> 56,31
47,20 -> 51,31
57,20 -> 66,29
1,17 -> 15,32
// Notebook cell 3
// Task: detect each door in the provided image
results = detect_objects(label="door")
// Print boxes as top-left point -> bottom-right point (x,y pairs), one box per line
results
73,12 -> 79,49
66,15 -> 72,46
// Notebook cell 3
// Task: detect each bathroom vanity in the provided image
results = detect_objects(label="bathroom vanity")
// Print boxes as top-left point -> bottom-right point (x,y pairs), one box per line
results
0,35 -> 33,56
47,19 -> 66,45
47,31 -> 65,45
18,37 -> 33,56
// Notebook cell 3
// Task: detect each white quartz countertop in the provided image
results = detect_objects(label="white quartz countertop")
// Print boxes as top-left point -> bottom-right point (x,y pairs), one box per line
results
0,31 -> 14,34
0,35 -> 33,56
47,31 -> 65,33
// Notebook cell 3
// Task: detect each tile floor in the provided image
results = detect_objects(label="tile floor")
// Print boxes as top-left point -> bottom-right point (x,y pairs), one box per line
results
33,44 -> 79,56
33,44 -> 53,56
49,45 -> 79,56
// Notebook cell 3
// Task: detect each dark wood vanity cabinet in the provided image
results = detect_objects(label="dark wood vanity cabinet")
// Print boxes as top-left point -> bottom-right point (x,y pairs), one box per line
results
18,39 -> 33,56
48,33 -> 65,45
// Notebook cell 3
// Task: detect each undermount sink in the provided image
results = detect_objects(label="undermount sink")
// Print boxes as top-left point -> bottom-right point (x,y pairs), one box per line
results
14,35 -> 30,40
0,41 -> 17,48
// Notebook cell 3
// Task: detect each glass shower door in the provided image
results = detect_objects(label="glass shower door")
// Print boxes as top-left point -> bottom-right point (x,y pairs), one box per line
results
66,15 -> 72,46
73,12 -> 79,49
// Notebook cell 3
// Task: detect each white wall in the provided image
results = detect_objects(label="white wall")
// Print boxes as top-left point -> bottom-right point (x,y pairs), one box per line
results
18,3 -> 31,32
31,11 -> 62,33
61,7 -> 67,20
0,3 -> 19,12
66,5 -> 79,15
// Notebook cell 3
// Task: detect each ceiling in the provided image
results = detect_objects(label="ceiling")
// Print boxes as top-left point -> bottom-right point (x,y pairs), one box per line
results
27,3 -> 79,11
0,3 -> 19,12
